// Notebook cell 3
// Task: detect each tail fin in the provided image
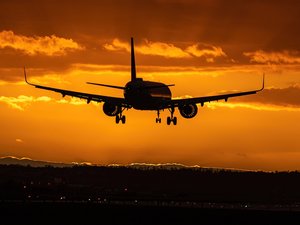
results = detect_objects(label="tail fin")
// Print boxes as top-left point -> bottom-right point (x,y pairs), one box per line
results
131,37 -> 136,81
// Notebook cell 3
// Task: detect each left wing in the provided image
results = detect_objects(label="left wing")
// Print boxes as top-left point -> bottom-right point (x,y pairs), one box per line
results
24,68 -> 130,107
166,74 -> 265,107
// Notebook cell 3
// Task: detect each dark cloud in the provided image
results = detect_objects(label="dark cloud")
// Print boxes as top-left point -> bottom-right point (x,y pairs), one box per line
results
0,0 -> 300,81
232,85 -> 300,107
0,0 -> 299,50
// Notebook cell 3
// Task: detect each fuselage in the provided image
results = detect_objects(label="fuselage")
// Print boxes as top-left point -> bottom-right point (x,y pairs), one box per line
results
124,78 -> 172,110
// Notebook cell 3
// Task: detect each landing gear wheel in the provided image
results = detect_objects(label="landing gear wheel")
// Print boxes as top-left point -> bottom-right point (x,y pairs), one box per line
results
173,117 -> 177,125
121,115 -> 126,124
115,115 -> 120,124
167,116 -> 171,125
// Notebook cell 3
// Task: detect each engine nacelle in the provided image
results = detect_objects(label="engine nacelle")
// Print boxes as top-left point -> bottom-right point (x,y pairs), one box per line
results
179,103 -> 198,119
103,102 -> 120,117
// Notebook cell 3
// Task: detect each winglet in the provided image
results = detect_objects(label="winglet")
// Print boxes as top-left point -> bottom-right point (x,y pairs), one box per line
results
258,73 -> 265,91
24,66 -> 34,86
24,66 -> 29,84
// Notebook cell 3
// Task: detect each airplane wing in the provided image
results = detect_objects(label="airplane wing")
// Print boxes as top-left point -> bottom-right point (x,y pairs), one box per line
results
24,68 -> 129,107
167,74 -> 265,108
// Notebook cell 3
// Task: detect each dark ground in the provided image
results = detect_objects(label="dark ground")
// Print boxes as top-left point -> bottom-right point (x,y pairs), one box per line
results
1,165 -> 300,224
1,201 -> 300,225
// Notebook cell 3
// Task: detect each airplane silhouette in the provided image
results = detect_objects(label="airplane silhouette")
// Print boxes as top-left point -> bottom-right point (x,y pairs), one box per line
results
24,37 -> 264,125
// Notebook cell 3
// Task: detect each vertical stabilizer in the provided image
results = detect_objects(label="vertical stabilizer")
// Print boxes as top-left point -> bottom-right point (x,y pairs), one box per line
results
131,37 -> 136,81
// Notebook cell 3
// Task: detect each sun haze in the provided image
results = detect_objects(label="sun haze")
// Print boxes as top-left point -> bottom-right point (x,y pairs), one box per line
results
1,0 -> 300,171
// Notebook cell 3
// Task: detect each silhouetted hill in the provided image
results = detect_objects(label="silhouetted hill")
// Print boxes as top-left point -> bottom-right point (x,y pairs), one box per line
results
0,156 -> 253,172
0,156 -> 71,167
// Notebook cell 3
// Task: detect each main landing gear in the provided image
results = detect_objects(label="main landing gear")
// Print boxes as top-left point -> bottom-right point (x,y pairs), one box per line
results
167,107 -> 177,125
116,115 -> 126,124
155,108 -> 177,125
115,108 -> 126,124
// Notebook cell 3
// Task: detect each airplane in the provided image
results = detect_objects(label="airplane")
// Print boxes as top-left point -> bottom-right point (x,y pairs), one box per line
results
24,37 -> 264,125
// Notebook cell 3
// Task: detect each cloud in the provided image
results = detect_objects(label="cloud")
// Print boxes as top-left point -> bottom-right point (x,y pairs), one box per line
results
171,85 -> 300,112
0,95 -> 52,110
137,40 -> 190,58
173,95 -> 194,100
244,50 -> 300,64
103,38 -> 226,61
207,102 -> 300,112
104,38 -> 190,58
175,85 -> 300,112
0,30 -> 84,56
186,43 -> 226,62
0,95 -> 97,110
57,98 -> 89,106
103,39 -> 130,52
230,85 -> 300,108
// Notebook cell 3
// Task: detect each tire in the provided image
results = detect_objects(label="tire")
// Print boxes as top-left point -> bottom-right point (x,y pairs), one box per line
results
121,115 -> 126,124
115,115 -> 120,124
173,117 -> 177,125
167,117 -> 171,125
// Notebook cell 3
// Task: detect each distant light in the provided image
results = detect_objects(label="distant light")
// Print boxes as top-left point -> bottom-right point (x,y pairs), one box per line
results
15,138 -> 23,143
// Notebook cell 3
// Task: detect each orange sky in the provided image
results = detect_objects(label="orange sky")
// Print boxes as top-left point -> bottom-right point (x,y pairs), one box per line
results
1,0 -> 300,171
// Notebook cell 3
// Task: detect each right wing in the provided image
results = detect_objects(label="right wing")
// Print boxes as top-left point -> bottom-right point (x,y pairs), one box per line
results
24,68 -> 130,107
166,74 -> 265,108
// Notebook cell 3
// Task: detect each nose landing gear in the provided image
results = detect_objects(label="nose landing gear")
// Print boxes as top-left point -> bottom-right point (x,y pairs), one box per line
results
155,108 -> 177,125
156,110 -> 162,123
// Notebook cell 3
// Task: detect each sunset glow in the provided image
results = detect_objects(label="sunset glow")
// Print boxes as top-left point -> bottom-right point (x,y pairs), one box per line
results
1,0 -> 300,171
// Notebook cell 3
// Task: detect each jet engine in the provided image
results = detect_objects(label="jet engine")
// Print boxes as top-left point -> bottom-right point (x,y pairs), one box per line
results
103,102 -> 120,117
179,103 -> 198,119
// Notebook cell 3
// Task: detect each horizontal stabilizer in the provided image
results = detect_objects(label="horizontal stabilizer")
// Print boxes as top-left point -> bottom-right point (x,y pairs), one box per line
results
144,84 -> 175,89
86,82 -> 125,90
